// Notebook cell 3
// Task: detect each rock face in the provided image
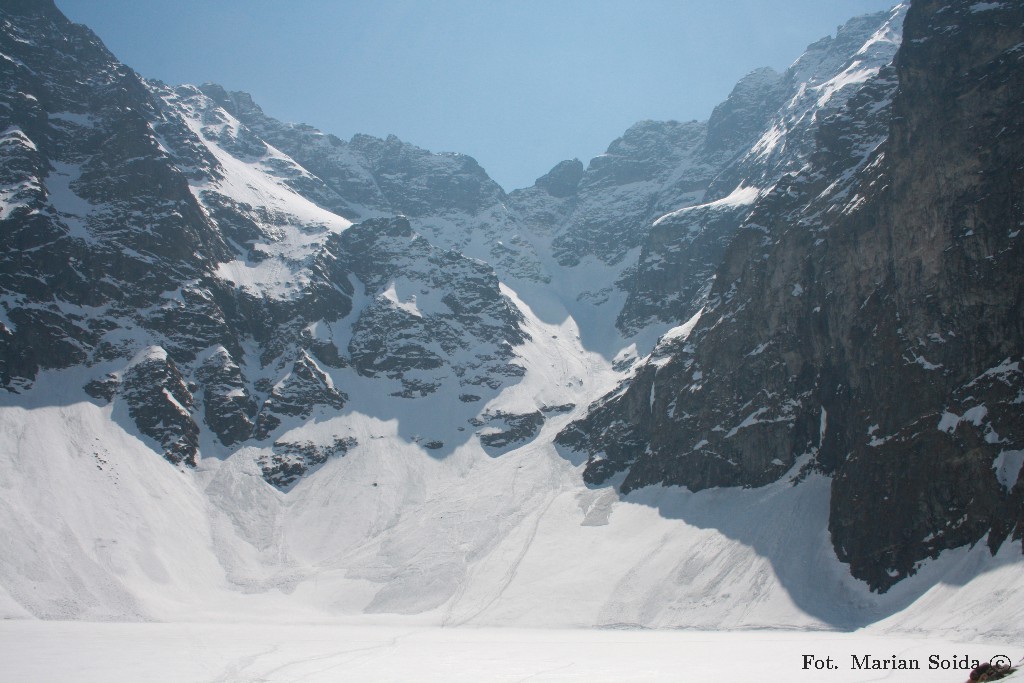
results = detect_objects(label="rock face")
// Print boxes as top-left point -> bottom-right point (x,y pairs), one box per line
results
196,83 -> 387,222
0,2 -> 529,485
616,7 -> 906,334
253,351 -> 346,440
195,346 -> 256,446
509,118 -> 732,324
560,0 -> 1024,590
261,436 -> 357,489
198,84 -> 548,285
502,8 -> 907,341
826,0 -> 1024,589
474,409 -> 545,452
0,0 -> 231,391
340,216 -> 526,397
120,347 -> 199,467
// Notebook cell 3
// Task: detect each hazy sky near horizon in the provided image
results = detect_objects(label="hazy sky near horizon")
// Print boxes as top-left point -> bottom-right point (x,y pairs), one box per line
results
56,1 -> 898,191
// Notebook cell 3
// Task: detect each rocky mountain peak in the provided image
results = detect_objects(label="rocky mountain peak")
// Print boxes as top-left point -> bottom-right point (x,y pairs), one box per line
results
704,66 -> 784,153
346,133 -> 505,216
3,0 -> 59,18
787,6 -> 903,88
197,82 -> 266,122
533,158 -> 584,198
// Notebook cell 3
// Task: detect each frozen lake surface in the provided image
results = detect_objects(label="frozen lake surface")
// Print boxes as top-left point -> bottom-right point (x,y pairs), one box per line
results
2,620 -> 1020,683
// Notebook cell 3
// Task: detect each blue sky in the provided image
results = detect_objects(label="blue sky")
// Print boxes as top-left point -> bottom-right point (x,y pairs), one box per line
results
56,1 -> 898,191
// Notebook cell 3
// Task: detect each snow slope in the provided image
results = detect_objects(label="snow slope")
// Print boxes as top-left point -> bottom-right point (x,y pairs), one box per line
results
1,288 -> 1021,641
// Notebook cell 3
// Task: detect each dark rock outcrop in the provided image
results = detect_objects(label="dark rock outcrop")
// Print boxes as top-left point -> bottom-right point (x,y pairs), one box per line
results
195,346 -> 256,446
0,3 -> 232,389
340,216 -> 527,397
120,348 -> 199,466
534,159 -> 584,198
561,0 -> 1024,591
475,410 -> 545,452
254,351 -> 346,440
615,7 -> 905,334
259,436 -> 357,488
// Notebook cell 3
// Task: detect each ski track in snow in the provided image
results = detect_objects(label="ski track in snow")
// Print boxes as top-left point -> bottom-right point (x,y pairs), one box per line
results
444,491 -> 561,628
207,644 -> 281,683
1,621 -> 1021,683
212,630 -> 418,683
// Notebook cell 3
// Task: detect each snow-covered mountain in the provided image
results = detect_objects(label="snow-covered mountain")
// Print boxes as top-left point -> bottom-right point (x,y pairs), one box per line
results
0,0 -> 1021,643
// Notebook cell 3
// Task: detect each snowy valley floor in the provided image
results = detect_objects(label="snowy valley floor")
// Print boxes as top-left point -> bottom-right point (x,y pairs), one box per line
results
2,620 -> 1022,683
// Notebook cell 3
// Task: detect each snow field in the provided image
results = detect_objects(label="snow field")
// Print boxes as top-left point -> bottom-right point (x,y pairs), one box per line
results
1,620 -> 1019,683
